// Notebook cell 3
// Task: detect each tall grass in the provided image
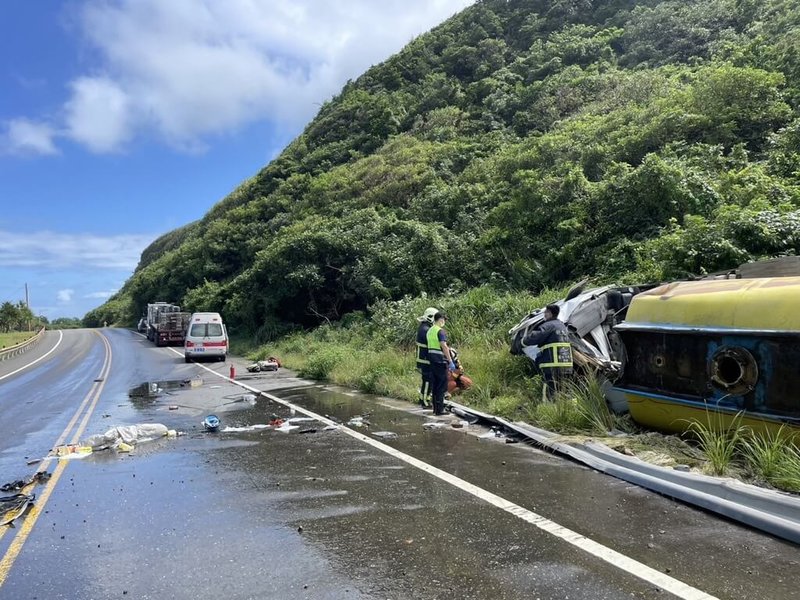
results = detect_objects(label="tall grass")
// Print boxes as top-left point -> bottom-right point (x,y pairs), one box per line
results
684,411 -> 746,476
740,426 -> 800,491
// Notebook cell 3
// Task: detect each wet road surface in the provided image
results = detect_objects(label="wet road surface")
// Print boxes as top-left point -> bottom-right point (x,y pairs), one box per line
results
0,329 -> 797,599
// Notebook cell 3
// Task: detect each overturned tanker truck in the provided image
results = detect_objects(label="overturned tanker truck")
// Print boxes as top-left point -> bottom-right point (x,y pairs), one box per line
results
509,257 -> 800,436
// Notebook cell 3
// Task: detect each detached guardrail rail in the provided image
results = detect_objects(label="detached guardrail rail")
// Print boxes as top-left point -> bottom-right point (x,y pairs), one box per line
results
0,327 -> 46,362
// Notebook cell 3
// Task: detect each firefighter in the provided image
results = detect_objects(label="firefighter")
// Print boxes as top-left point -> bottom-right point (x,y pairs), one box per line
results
522,304 -> 573,401
426,312 -> 454,415
415,307 -> 439,408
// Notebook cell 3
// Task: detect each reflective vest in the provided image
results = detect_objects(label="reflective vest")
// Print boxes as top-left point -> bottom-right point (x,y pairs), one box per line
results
539,342 -> 573,369
416,323 -> 430,366
426,324 -> 445,363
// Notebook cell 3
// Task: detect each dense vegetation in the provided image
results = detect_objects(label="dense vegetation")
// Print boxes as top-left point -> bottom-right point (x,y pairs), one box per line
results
88,0 -> 800,331
0,301 -> 39,334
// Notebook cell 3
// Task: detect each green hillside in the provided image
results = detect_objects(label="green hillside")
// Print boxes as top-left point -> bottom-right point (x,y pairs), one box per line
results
87,0 -> 800,334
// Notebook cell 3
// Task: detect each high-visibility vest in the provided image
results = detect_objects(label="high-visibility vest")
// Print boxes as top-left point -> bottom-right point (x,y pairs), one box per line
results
426,324 -> 444,361
416,324 -> 430,366
539,342 -> 573,369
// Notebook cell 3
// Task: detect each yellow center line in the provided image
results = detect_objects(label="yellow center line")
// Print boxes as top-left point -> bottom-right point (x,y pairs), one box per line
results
0,331 -> 113,587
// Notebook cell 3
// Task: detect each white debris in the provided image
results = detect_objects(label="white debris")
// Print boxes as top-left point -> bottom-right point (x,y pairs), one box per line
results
221,424 -> 271,433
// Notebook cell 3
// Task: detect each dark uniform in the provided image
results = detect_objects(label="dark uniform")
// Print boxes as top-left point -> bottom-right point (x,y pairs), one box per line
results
523,318 -> 573,400
416,321 -> 432,408
426,323 -> 449,415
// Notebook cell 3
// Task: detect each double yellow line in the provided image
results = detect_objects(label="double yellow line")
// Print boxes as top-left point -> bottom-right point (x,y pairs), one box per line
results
0,330 -> 113,586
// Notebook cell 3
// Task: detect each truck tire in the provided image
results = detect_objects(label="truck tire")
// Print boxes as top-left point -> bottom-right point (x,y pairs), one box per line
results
184,355 -> 191,363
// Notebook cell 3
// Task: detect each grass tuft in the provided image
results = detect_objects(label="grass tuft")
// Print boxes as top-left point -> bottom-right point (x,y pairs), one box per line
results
683,411 -> 746,476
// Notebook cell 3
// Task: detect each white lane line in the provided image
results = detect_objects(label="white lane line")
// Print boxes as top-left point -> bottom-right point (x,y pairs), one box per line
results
0,330 -> 64,382
171,348 -> 717,600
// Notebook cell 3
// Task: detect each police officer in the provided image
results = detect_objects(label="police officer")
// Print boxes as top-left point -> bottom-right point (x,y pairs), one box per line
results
415,307 -> 438,409
523,304 -> 573,401
426,311 -> 454,416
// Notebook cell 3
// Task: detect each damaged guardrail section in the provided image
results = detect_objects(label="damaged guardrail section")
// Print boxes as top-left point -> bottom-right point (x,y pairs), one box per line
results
446,400 -> 800,546
0,328 -> 46,362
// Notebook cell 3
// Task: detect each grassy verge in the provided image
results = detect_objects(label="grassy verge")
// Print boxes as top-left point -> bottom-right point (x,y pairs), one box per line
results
0,331 -> 36,349
234,284 -> 800,494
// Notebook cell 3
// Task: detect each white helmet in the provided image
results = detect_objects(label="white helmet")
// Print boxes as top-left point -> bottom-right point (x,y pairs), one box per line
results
417,306 -> 439,324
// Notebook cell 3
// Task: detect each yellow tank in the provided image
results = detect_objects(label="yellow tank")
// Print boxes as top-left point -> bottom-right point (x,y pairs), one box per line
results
625,277 -> 800,331
613,277 -> 800,437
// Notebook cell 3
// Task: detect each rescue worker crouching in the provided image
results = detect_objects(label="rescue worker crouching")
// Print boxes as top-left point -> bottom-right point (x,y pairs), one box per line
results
426,312 -> 454,416
522,304 -> 573,401
415,307 -> 439,409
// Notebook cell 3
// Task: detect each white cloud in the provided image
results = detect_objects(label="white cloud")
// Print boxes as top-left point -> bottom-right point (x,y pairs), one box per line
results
84,289 -> 117,299
65,77 -> 132,153
57,289 -> 75,303
11,0 -> 474,154
3,118 -> 59,156
0,230 -> 156,270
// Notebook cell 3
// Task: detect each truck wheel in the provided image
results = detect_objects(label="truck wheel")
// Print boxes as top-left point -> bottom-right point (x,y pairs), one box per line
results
184,355 -> 191,363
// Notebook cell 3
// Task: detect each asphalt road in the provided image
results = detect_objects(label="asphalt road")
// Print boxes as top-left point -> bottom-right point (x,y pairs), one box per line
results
0,328 -> 797,600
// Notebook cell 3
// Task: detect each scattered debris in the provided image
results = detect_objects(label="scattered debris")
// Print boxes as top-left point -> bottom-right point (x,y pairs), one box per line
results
348,416 -> 371,428
451,420 -> 469,429
83,423 -> 172,448
298,428 -> 318,435
169,405 -> 179,410
246,359 -> 280,373
1,493 -> 35,526
422,422 -> 448,430
116,442 -> 134,453
505,438 -> 520,444
222,424 -> 271,433
287,417 -> 316,424
202,415 -> 220,432
1,472 -> 50,492
25,459 -> 41,466
275,423 -> 299,433
372,431 -> 398,440
54,445 -> 93,459
323,425 -> 338,431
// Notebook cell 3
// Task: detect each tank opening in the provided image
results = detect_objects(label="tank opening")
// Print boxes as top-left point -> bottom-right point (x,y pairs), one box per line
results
654,355 -> 665,368
715,355 -> 744,387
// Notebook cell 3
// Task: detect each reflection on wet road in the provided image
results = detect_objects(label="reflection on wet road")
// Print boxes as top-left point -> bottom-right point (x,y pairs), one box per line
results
0,329 -> 797,599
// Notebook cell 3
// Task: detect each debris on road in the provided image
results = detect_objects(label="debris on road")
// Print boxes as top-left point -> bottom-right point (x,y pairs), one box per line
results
54,445 -> 93,459
222,424 -> 272,433
298,428 -> 318,435
1,493 -> 35,526
422,422 -> 448,429
82,423 -> 174,448
1,471 -> 50,492
246,359 -> 280,373
372,431 -> 398,440
348,416 -> 371,428
203,415 -> 221,432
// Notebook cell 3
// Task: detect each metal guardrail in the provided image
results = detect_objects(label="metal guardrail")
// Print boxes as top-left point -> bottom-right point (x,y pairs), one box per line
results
0,327 -> 46,362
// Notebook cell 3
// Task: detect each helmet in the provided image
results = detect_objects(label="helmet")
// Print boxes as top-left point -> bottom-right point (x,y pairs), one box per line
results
202,414 -> 220,432
417,307 -> 439,324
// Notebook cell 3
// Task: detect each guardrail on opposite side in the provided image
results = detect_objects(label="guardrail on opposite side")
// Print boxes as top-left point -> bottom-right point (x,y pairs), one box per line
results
0,327 -> 46,362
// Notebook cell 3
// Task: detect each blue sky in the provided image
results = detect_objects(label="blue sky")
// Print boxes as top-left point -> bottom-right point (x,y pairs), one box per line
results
0,0 -> 472,320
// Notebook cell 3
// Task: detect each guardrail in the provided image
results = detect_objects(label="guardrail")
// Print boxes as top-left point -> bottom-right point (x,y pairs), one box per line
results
0,327 -> 46,362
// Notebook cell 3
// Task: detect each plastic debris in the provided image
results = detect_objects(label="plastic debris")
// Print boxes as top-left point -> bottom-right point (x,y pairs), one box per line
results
372,431 -> 398,440
422,422 -> 448,429
323,425 -> 338,431
116,442 -> 134,453
1,493 -> 35,526
222,424 -> 271,433
82,423 -> 171,449
298,428 -> 318,435
287,417 -> 316,423
348,416 -> 371,428
1,472 -> 50,493
54,445 -> 93,459
275,423 -> 299,433
203,415 -> 221,432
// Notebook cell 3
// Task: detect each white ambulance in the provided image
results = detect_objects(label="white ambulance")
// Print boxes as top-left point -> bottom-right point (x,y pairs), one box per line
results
184,312 -> 228,362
